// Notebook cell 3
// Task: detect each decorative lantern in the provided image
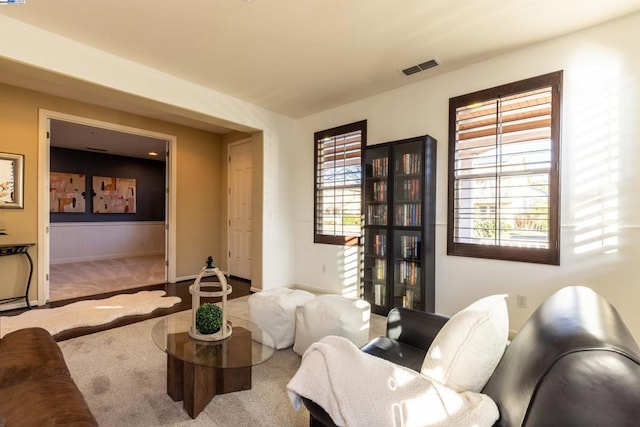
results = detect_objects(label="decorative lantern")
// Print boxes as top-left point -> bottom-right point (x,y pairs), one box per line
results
188,256 -> 233,341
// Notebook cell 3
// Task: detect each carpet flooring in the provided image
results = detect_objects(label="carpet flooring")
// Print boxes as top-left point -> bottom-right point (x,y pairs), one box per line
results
49,255 -> 166,301
58,295 -> 386,426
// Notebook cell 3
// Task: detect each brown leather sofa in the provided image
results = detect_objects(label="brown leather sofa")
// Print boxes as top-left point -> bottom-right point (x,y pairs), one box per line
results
0,327 -> 97,426
303,286 -> 640,426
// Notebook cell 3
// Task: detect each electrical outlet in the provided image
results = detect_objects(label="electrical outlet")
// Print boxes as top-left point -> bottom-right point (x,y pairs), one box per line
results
516,295 -> 528,309
321,265 -> 326,273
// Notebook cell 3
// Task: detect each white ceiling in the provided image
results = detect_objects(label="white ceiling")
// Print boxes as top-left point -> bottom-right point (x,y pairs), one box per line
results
3,0 -> 640,119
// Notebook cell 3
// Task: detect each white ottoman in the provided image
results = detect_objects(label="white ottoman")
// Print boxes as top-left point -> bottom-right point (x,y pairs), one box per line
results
248,287 -> 316,349
293,294 -> 371,355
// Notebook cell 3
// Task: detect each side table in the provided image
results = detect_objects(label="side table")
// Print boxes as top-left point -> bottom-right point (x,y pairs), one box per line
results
0,243 -> 35,309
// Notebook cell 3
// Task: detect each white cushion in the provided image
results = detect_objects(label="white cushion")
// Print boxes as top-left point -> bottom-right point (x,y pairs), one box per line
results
293,295 -> 371,356
248,288 -> 316,349
421,294 -> 509,393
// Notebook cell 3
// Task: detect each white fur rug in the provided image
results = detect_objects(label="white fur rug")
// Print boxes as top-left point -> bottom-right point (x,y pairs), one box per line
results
0,290 -> 181,337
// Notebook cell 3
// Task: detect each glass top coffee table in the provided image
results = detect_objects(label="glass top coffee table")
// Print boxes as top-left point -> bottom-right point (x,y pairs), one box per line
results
152,310 -> 275,418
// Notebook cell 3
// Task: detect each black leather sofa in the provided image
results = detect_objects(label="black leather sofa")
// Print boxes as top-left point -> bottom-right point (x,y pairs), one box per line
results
302,286 -> 640,426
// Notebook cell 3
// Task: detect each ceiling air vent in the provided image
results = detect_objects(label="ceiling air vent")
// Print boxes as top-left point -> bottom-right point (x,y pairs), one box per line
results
402,57 -> 440,76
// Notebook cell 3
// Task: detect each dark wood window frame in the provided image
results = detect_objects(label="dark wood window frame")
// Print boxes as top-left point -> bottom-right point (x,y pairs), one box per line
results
314,120 -> 366,246
447,71 -> 562,265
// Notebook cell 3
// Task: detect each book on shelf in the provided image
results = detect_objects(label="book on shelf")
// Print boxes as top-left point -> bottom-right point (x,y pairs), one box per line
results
403,289 -> 415,309
374,284 -> 386,306
372,180 -> 387,202
374,258 -> 386,281
373,233 -> 386,256
398,260 -> 419,286
371,157 -> 389,178
400,178 -> 420,201
399,152 -> 422,175
395,203 -> 421,227
400,235 -> 419,259
367,205 -> 388,225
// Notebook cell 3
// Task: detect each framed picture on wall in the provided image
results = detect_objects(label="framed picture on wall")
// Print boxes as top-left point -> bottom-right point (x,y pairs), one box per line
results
0,152 -> 24,209
93,176 -> 136,213
50,172 -> 86,212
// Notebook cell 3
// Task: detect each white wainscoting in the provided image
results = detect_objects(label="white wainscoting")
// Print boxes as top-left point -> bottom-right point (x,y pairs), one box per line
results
50,221 -> 165,264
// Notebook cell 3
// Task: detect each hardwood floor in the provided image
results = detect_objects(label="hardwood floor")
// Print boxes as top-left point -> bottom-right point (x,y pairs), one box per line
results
3,277 -> 252,342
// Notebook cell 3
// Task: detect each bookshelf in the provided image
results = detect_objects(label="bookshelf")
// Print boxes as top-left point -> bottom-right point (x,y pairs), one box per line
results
362,135 -> 436,316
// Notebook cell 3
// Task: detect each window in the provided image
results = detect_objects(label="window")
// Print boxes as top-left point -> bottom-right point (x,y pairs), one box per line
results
314,120 -> 366,245
448,71 -> 562,265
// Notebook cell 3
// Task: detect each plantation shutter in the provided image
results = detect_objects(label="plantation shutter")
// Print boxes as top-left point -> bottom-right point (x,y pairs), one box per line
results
448,71 -> 561,264
314,121 -> 366,245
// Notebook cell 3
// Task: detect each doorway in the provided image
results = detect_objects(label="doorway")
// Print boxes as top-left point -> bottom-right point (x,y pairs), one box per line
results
38,110 -> 177,304
227,139 -> 253,281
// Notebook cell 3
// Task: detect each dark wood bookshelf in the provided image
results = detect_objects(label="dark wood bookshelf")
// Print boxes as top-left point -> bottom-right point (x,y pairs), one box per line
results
362,135 -> 436,316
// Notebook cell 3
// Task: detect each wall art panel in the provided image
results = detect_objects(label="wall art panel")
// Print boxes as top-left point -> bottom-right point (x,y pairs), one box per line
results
93,176 -> 136,213
50,172 -> 86,212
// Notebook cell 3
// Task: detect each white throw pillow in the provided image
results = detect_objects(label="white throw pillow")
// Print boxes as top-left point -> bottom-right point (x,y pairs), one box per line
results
421,294 -> 509,393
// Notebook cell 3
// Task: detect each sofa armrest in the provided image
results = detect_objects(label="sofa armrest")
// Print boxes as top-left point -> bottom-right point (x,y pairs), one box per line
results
0,327 -> 71,388
385,307 -> 449,351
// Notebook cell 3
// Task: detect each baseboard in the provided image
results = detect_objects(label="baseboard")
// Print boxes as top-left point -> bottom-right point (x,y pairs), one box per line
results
0,299 -> 36,313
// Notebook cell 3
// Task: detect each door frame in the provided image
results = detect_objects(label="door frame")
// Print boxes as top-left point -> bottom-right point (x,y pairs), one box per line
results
226,137 -> 253,281
37,110 -> 177,305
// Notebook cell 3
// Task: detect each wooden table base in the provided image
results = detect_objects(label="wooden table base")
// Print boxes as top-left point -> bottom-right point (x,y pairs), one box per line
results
166,354 -> 252,418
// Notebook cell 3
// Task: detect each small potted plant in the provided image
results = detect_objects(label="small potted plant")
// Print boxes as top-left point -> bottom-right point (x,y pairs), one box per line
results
195,303 -> 223,334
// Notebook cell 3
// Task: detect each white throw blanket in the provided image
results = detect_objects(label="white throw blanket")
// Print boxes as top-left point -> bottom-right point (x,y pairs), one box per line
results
287,336 -> 499,427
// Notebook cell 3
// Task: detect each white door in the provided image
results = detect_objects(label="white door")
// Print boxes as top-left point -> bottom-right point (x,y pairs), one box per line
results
228,140 -> 252,280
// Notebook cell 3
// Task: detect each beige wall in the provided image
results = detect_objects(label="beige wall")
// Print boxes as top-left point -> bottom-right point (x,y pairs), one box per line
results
0,83 -> 224,302
0,85 -> 39,302
173,125 -> 224,278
